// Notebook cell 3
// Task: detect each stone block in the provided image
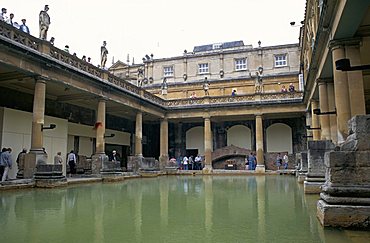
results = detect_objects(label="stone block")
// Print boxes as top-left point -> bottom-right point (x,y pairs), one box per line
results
341,115 -> 370,151
91,154 -> 106,174
304,181 -> 324,194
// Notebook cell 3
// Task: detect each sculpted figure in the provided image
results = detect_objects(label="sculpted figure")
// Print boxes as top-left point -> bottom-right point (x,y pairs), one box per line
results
39,5 -> 50,40
255,66 -> 264,93
101,41 -> 108,68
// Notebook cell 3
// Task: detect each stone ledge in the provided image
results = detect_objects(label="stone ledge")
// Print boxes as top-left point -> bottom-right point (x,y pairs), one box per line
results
304,181 -> 324,194
320,192 -> 370,205
317,199 -> 370,229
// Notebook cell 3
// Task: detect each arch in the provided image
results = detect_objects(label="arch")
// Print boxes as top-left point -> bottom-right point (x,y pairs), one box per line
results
186,126 -> 205,155
227,125 -> 252,149
266,123 -> 292,153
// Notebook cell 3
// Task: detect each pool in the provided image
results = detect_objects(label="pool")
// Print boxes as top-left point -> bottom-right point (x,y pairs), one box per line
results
1,176 -> 369,242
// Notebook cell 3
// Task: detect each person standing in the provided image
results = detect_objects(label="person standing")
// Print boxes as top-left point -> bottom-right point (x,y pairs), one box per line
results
276,153 -> 282,170
248,152 -> 256,170
6,13 -> 14,26
100,41 -> 108,68
182,155 -> 189,170
19,19 -> 30,34
39,5 -> 50,40
1,148 -> 13,182
189,155 -> 194,170
54,152 -> 63,165
67,150 -> 76,177
1,8 -> 8,22
283,153 -> 289,170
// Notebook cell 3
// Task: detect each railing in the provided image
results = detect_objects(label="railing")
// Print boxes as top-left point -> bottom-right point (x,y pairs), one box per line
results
0,21 -> 304,110
166,92 -> 303,108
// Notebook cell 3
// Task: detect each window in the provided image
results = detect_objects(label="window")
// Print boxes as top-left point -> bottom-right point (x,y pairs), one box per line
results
235,58 -> 247,70
275,54 -> 287,67
163,66 -> 174,77
198,63 -> 209,74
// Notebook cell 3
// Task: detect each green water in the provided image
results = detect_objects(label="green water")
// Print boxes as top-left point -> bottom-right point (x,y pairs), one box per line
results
1,176 -> 370,243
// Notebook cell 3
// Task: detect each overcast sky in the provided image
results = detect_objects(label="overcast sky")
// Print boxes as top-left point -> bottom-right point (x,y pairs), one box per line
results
2,0 -> 305,67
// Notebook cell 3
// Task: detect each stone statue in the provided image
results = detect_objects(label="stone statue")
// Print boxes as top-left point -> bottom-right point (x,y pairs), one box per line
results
100,41 -> 108,68
39,5 -> 50,40
255,66 -> 263,93
161,78 -> 168,95
137,67 -> 144,86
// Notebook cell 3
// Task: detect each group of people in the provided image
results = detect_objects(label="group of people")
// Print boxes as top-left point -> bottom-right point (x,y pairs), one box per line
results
245,152 -> 257,170
276,152 -> 289,170
179,155 -> 203,170
1,7 -> 30,34
281,83 -> 295,93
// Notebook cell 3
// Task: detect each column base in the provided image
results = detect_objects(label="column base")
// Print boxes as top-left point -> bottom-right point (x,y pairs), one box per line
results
202,165 -> 213,174
255,165 -> 265,173
304,178 -> 325,194
159,155 -> 169,171
34,164 -> 67,188
297,172 -> 307,184
317,199 -> 370,229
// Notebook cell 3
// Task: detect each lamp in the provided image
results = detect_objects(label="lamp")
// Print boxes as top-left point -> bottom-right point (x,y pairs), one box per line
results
104,133 -> 115,138
313,108 -> 336,115
335,58 -> 370,71
41,124 -> 56,131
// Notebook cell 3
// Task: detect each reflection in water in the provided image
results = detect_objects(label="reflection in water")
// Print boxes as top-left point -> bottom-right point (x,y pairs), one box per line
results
1,176 -> 370,243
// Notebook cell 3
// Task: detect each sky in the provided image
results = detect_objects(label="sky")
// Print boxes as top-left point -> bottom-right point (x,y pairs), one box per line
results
1,0 -> 306,67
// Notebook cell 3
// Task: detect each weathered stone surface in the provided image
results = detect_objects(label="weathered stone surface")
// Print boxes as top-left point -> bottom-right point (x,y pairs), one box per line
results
341,115 -> 370,151
307,140 -> 335,176
317,199 -> 370,229
303,181 -> 323,194
91,154 -> 106,174
296,152 -> 308,172
320,192 -> 370,205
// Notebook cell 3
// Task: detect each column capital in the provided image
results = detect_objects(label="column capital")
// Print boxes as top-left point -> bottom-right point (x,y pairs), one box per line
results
329,37 -> 362,50
34,76 -> 49,83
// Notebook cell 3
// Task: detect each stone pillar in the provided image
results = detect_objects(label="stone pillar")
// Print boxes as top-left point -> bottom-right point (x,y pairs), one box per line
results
135,111 -> 143,156
159,118 -> 169,170
255,115 -> 265,173
345,43 -> 366,117
203,116 -> 213,173
24,78 -> 48,178
311,100 -> 321,140
318,81 -> 331,140
327,82 -> 338,144
306,112 -> 313,141
330,43 -> 351,143
30,78 -> 46,153
304,140 -> 335,194
317,115 -> 370,229
296,152 -> 308,183
95,99 -> 106,154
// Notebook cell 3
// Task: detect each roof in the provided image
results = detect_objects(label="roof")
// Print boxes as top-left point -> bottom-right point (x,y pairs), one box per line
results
193,40 -> 245,52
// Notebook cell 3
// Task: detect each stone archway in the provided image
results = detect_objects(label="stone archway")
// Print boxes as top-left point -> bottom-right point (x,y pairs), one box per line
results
227,125 -> 252,149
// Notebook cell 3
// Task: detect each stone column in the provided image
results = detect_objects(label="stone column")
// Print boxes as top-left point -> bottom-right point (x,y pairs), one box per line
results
317,115 -> 370,229
25,78 -> 48,178
159,118 -> 169,170
330,43 -> 351,143
318,81 -> 331,140
311,100 -> 321,140
327,82 -> 338,144
345,43 -> 366,117
255,115 -> 265,173
135,111 -> 143,156
30,78 -> 46,153
95,99 -> 106,154
203,116 -> 213,173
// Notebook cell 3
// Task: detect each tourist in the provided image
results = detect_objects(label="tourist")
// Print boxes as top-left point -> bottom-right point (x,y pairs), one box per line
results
248,152 -> 256,170
276,153 -> 282,170
67,150 -> 77,177
110,150 -> 120,163
189,155 -> 194,170
64,45 -> 70,53
1,8 -> 8,22
194,154 -> 202,170
0,148 -> 6,179
19,19 -> 30,34
6,13 -> 14,26
82,55 -> 87,61
100,41 -> 108,68
190,91 -> 197,99
39,5 -> 50,40
283,153 -> 289,169
1,148 -> 13,182
16,148 -> 27,166
289,83 -> 295,92
50,37 -> 55,45
231,89 -> 237,97
87,57 -> 91,63
182,155 -> 189,170
281,85 -> 287,92
54,152 -> 63,165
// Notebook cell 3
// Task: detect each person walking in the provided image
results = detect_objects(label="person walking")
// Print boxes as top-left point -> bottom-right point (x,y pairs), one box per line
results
67,150 -> 76,177
1,148 -> 13,182
283,153 -> 289,170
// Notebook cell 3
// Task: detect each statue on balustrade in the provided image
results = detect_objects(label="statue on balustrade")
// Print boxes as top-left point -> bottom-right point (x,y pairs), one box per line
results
39,5 -> 50,40
100,41 -> 109,68
255,66 -> 264,93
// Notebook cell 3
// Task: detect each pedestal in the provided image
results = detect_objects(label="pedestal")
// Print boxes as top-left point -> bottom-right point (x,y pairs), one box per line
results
202,164 -> 213,174
23,152 -> 48,179
255,164 -> 265,173
34,164 -> 67,188
296,152 -> 308,183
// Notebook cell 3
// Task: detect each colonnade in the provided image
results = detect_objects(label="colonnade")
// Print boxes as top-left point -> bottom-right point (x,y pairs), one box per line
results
309,38 -> 365,144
